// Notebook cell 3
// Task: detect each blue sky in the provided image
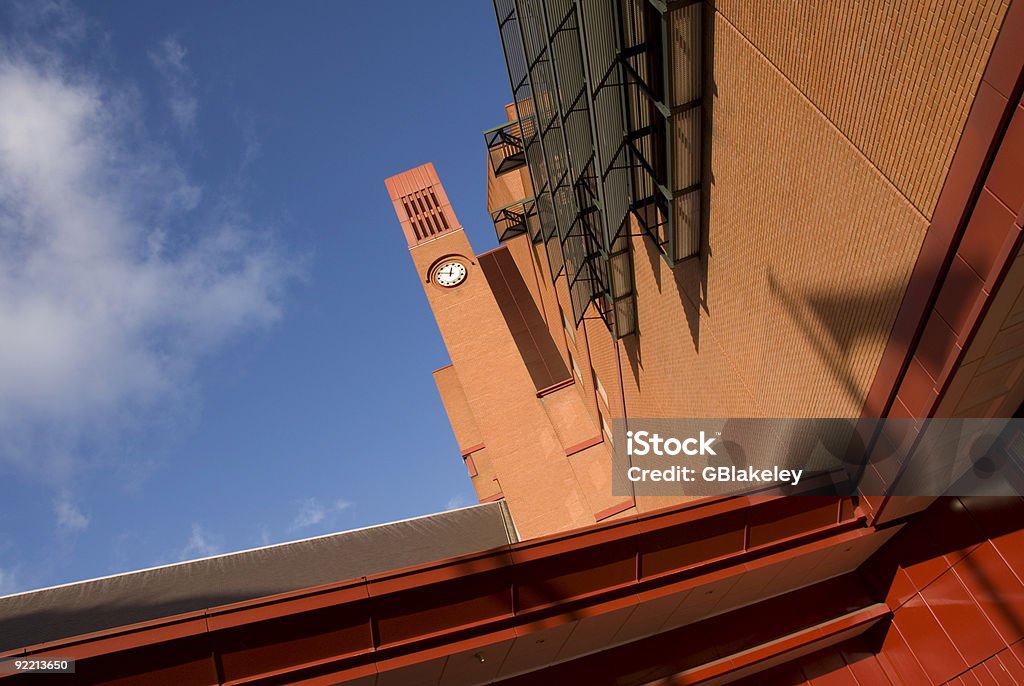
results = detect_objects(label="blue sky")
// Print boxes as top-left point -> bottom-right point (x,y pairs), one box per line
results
0,1 -> 509,594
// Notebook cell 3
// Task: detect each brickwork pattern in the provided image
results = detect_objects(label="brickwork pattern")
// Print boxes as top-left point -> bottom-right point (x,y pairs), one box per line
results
716,0 -> 1010,217
470,0 -> 1012,527
697,15 -> 931,418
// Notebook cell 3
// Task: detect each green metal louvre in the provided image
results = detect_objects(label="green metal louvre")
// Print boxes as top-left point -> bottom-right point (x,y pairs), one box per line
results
492,0 -> 703,338
490,197 -> 539,242
484,120 -> 528,176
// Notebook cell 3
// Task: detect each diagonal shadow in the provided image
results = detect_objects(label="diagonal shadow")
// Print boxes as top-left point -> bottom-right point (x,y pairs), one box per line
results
767,269 -> 912,408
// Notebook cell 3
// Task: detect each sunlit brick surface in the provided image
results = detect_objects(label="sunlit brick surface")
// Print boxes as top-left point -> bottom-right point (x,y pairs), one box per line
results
472,0 -> 1015,528
715,0 -> 1009,217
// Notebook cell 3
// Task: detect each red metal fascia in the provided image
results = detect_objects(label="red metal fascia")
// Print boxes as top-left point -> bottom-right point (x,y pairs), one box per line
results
658,604 -> 891,686
205,578 -> 370,631
857,1 -> 1024,528
484,574 -> 883,686
861,1 -> 1024,424
276,536 -> 884,686
632,524 -> 875,610
7,496 -> 866,684
10,609 -> 210,663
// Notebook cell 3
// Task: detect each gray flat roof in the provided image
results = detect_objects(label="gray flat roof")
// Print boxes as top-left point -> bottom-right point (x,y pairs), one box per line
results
0,501 -> 517,652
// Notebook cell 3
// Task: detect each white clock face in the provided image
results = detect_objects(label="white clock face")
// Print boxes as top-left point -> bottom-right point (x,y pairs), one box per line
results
434,261 -> 467,287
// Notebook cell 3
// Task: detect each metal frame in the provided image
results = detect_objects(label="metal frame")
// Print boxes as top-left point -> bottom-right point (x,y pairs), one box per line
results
492,0 -> 704,338
490,196 -> 541,242
484,117 -> 536,175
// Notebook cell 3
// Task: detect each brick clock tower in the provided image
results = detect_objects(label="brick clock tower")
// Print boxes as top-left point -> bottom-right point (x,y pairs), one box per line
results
385,163 -> 629,538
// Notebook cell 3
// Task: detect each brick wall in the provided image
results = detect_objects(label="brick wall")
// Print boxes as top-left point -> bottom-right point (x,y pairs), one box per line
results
474,0 -> 1015,529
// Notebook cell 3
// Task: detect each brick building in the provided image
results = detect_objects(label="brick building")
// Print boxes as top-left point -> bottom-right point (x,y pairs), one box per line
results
4,2 -> 1024,684
387,0 -> 1024,541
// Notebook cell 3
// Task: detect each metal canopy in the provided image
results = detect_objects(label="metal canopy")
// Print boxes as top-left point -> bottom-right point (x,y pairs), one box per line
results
493,0 -> 704,338
484,118 -> 536,176
490,196 -> 541,241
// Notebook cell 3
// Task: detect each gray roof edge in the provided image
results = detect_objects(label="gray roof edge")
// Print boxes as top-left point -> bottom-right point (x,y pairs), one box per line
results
0,500 -> 517,652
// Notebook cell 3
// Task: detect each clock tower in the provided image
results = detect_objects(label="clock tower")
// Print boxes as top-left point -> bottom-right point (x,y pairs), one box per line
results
385,163 -> 623,538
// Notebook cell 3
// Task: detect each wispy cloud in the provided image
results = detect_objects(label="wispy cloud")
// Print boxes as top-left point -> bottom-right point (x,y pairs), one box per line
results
148,36 -> 197,133
237,111 -> 262,173
445,494 -> 470,510
0,567 -> 18,596
180,523 -> 220,560
291,498 -> 327,530
289,497 -> 352,532
0,23 -> 301,532
5,0 -> 88,50
54,493 -> 89,532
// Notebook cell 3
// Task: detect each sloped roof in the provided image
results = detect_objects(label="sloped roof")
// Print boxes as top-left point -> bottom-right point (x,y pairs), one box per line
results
0,501 -> 517,652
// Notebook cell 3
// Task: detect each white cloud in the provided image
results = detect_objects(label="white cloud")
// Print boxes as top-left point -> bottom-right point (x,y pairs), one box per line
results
6,0 -> 87,50
290,497 -> 352,531
0,63 -> 288,427
180,523 -> 220,560
237,112 -> 262,173
0,34 -> 299,528
445,494 -> 469,511
54,493 -> 89,532
0,567 -> 17,596
148,36 -> 197,132
291,498 -> 326,530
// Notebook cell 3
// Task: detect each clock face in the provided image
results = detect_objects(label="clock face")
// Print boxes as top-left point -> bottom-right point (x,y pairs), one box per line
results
434,260 -> 467,287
